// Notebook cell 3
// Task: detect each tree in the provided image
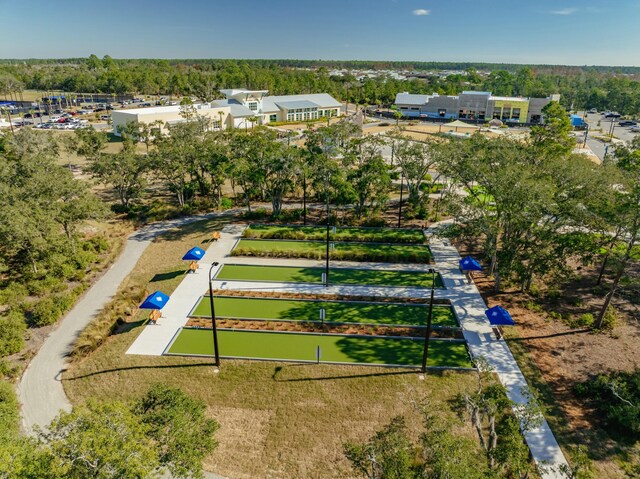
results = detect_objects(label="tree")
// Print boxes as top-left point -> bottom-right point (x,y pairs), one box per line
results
530,101 -> 574,159
41,400 -> 158,479
452,358 -> 541,477
388,134 -> 441,209
595,137 -> 640,328
344,136 -> 392,218
152,115 -> 211,207
87,150 -> 151,208
440,134 -> 606,292
344,416 -> 420,479
134,384 -> 219,479
0,129 -> 104,275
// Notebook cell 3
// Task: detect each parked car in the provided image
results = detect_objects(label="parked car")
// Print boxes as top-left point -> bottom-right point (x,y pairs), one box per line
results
605,112 -> 621,118
589,108 -> 597,114
99,114 -> 110,120
630,126 -> 640,133
618,120 -> 638,127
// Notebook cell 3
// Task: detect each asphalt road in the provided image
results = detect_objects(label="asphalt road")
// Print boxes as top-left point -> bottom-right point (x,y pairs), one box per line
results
18,212 -> 234,478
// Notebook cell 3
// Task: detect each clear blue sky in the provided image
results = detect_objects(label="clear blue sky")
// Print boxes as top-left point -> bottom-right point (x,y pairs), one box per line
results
1,0 -> 639,66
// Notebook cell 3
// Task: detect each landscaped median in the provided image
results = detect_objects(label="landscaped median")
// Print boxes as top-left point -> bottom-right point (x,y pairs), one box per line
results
190,296 -> 458,328
166,328 -> 472,368
232,238 -> 433,263
215,264 -> 444,288
243,224 -> 426,244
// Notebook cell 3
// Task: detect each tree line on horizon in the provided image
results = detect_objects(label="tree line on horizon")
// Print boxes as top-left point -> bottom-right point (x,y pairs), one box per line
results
1,56 -> 640,115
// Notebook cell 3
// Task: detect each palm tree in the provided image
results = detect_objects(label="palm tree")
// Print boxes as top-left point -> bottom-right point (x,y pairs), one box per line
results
1,106 -> 14,133
394,110 -> 403,126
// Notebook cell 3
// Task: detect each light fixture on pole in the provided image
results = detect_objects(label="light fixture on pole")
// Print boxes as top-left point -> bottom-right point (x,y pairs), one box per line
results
325,173 -> 330,287
208,261 -> 221,372
398,173 -> 404,228
421,268 -> 437,376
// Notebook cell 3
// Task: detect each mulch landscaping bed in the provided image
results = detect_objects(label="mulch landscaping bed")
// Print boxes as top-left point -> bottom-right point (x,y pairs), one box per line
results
207,288 -> 451,305
184,317 -> 460,339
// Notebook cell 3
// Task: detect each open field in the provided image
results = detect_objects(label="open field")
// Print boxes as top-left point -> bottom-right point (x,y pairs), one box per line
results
216,264 -> 444,288
232,238 -> 433,263
243,224 -> 426,243
191,295 -> 458,327
167,328 -> 471,368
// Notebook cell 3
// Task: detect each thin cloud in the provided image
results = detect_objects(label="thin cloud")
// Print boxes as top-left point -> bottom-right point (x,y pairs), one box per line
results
550,7 -> 578,15
413,9 -> 431,16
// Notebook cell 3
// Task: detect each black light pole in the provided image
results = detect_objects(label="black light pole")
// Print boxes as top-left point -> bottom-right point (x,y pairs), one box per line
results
582,125 -> 589,149
208,261 -> 221,371
421,268 -> 437,375
608,118 -> 616,139
302,173 -> 307,226
398,173 -> 404,228
325,175 -> 330,287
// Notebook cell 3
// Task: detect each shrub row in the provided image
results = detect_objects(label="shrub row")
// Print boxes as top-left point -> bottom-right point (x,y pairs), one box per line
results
231,246 -> 431,264
243,227 -> 425,244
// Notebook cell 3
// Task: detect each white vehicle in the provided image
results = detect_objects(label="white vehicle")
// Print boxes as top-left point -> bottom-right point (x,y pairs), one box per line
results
100,114 -> 111,120
49,115 -> 62,122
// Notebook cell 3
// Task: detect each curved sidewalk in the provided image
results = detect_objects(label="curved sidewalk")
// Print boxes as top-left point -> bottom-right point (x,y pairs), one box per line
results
18,211 -> 236,431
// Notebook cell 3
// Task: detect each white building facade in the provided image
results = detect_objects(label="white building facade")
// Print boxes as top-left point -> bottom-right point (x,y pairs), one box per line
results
111,89 -> 342,136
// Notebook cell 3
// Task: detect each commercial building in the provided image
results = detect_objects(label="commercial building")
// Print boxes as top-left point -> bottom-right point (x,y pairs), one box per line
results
219,89 -> 342,124
111,102 -> 242,136
394,91 -> 561,124
112,89 -> 342,136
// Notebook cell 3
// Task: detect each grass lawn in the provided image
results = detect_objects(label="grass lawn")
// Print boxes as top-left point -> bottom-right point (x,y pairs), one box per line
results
215,264 -> 444,288
191,296 -> 458,328
63,216 -> 480,479
232,238 -> 433,263
168,328 -> 471,368
244,224 -> 426,244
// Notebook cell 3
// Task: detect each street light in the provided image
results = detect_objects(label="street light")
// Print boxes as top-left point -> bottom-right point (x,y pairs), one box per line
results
582,125 -> 589,149
208,261 -> 221,371
325,174 -> 330,287
608,118 -> 617,139
397,173 -> 404,228
421,268 -> 437,375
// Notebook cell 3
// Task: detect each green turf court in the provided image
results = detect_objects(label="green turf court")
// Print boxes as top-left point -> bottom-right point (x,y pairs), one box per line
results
166,328 -> 472,368
244,225 -> 426,244
232,239 -> 433,263
191,296 -> 458,328
215,264 -> 444,288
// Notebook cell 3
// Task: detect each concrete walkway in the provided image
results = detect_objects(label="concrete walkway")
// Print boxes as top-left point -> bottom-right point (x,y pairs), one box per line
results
18,211 -> 235,479
125,224 -> 245,356
425,225 -> 569,479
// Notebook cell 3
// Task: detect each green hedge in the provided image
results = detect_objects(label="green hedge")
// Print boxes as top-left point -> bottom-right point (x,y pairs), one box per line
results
243,225 -> 426,244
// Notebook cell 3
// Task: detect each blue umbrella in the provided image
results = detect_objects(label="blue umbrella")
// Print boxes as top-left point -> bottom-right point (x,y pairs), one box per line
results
140,291 -> 170,310
182,246 -> 206,261
459,256 -> 482,271
485,306 -> 515,326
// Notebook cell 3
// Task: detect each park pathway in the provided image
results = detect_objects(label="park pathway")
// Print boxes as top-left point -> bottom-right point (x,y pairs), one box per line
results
425,222 -> 570,479
17,211 -> 236,479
